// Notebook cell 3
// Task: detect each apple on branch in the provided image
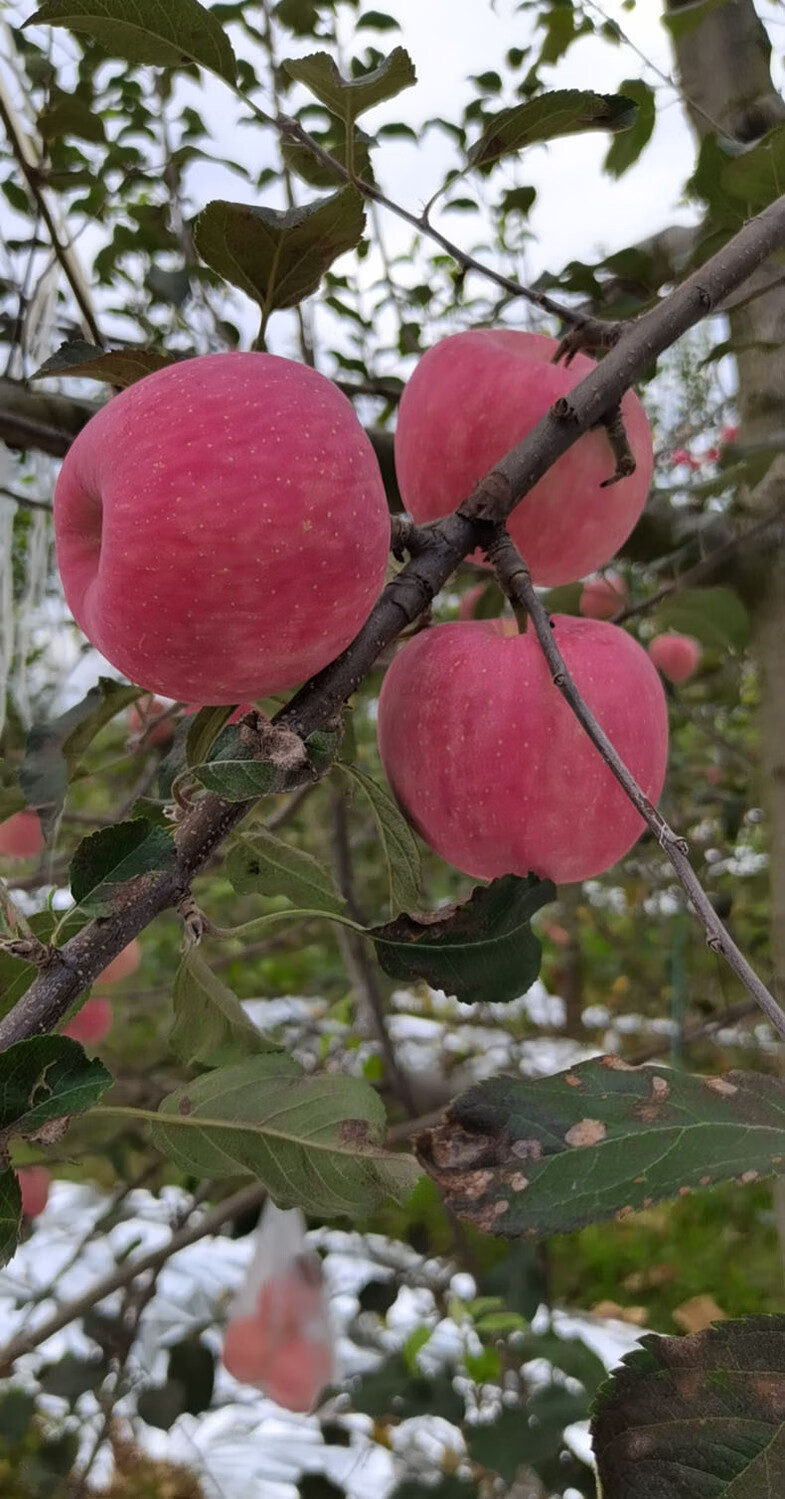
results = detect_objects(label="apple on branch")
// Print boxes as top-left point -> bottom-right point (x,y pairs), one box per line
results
54,353 -> 391,704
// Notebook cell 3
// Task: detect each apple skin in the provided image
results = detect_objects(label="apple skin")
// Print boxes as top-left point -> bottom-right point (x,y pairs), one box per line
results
377,617 -> 668,884
0,811 -> 43,860
18,1165 -> 50,1218
395,331 -> 652,586
62,997 -> 112,1045
579,572 -> 626,619
54,353 -> 391,703
95,939 -> 141,987
647,632 -> 701,684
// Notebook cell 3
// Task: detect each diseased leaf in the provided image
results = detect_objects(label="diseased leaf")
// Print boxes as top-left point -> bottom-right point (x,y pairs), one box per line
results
193,190 -> 365,315
283,47 -> 416,124
592,1315 -> 785,1497
418,1058 -> 785,1238
370,874 -> 554,1005
32,339 -> 176,388
69,821 -> 176,916
0,1036 -> 111,1150
228,829 -> 345,914
170,949 -> 273,1068
468,89 -> 638,171
604,78 -> 655,178
335,763 -> 421,917
150,1055 -> 420,1216
0,1170 -> 21,1268
653,586 -> 750,650
26,0 -> 237,83
190,721 -> 311,801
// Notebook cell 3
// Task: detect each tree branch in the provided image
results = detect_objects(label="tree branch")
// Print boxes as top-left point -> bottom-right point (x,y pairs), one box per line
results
485,527 -> 785,1039
3,193 -> 785,1049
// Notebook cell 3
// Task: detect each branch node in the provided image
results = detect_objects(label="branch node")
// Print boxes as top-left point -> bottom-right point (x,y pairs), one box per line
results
176,892 -> 209,949
554,318 -> 625,366
0,937 -> 53,967
551,395 -> 578,423
597,404 -> 637,487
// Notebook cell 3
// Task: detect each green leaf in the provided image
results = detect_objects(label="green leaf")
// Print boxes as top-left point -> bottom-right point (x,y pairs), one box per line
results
32,339 -> 176,388
167,1334 -> 215,1415
150,1055 -> 420,1216
390,1482 -> 475,1499
351,1356 -> 464,1424
184,705 -> 238,769
227,829 -> 345,914
369,874 -> 554,1005
653,586 -> 750,650
190,721 -> 310,801
604,78 -> 655,178
170,949 -> 273,1068
334,763 -> 421,917
284,47 -> 416,125
275,0 -> 321,35
193,189 -> 365,316
0,1035 -> 111,1150
0,912 -> 86,1021
39,1354 -> 108,1401
26,0 -> 237,83
722,122 -> 785,213
592,1315 -> 785,1496
69,821 -> 176,916
469,1388 -> 591,1478
468,89 -> 638,171
136,1381 -> 187,1431
418,1058 -> 785,1239
20,679 -> 139,820
356,11 -> 400,31
0,1170 -> 21,1268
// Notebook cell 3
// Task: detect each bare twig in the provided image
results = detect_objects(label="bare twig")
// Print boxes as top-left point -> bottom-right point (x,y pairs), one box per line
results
485,526 -> 785,1039
4,194 -> 785,1048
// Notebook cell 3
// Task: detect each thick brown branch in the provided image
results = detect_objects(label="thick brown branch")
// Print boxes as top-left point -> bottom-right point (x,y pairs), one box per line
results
3,194 -> 785,1049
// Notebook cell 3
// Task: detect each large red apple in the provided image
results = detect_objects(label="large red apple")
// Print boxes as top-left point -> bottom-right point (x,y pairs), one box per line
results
0,811 -> 43,860
394,331 -> 652,585
54,353 -> 390,703
647,632 -> 701,684
377,618 -> 668,884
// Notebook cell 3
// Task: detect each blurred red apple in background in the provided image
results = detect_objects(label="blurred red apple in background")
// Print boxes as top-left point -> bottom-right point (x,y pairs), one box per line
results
0,811 -> 43,860
648,632 -> 702,684
579,572 -> 626,620
18,1166 -> 50,1218
96,939 -> 141,987
62,997 -> 112,1046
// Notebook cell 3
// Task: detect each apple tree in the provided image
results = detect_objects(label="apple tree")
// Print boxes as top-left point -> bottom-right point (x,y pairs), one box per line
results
2,1 -> 785,1495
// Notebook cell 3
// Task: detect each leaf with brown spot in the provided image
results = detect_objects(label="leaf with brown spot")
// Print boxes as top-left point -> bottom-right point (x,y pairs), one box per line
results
592,1315 -> 785,1497
151,1056 -> 419,1217
417,1060 -> 785,1238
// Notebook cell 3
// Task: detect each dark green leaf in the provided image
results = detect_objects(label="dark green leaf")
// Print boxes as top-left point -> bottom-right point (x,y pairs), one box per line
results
39,1354 -> 108,1401
190,722 -> 309,801
0,1388 -> 36,1443
193,189 -> 365,315
468,89 -> 638,170
227,829 -> 344,913
299,1479 -> 346,1499
20,679 -> 139,820
604,78 -> 655,178
184,705 -> 238,769
370,875 -> 554,1005
499,184 -> 537,217
170,949 -> 273,1068
32,340 -> 177,388
390,1482 -> 475,1499
137,1380 -> 186,1430
151,1055 -> 420,1216
275,0 -> 322,34
351,1356 -> 464,1424
26,0 -> 238,83
469,1388 -> 590,1478
653,586 -> 750,650
0,1170 -> 21,1268
722,122 -> 785,213
592,1315 -> 785,1496
334,763 -> 421,917
69,820 -> 176,916
167,1335 -> 215,1415
0,1036 -> 111,1150
419,1059 -> 785,1238
284,47 -> 416,124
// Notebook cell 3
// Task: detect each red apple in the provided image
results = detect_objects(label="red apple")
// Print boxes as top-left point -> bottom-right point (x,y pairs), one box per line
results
647,632 -> 701,684
18,1165 -> 50,1218
223,1314 -> 274,1384
394,331 -> 652,586
62,997 -> 112,1045
262,1336 -> 332,1411
377,618 -> 668,884
579,572 -> 626,620
0,811 -> 43,860
95,939 -> 141,987
54,353 -> 390,703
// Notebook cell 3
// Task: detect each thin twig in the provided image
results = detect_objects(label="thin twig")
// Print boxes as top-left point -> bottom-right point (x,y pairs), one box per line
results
485,526 -> 785,1039
613,504 -> 785,624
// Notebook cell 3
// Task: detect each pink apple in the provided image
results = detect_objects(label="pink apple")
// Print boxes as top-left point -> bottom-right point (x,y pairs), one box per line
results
18,1165 -> 50,1218
263,1337 -> 331,1411
54,353 -> 391,703
394,331 -> 652,586
647,632 -> 701,684
377,618 -> 668,884
579,572 -> 626,620
0,811 -> 43,860
62,997 -> 112,1045
223,1314 -> 274,1384
95,939 -> 141,987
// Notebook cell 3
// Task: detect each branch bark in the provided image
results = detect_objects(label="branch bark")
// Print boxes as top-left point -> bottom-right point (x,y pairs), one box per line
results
3,194 -> 785,1049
